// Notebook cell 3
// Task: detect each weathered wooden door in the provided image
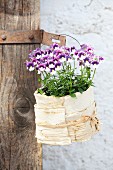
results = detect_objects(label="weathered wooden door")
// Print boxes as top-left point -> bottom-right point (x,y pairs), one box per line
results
0,1 -> 42,170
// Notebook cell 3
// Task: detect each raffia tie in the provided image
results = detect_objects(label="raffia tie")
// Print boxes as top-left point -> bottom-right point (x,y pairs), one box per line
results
36,111 -> 100,131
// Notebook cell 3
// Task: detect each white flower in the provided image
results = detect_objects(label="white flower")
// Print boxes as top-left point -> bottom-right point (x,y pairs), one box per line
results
67,58 -> 73,63
92,64 -> 99,69
40,67 -> 45,71
59,58 -> 66,62
54,47 -> 60,50
37,70 -> 41,74
49,64 -> 55,68
55,66 -> 61,71
29,66 -> 34,71
70,49 -> 76,55
72,76 -> 75,80
51,70 -> 56,75
73,55 -> 78,61
49,52 -> 53,57
80,55 -> 86,60
41,54 -> 45,57
54,60 -> 58,64
33,62 -> 37,65
36,55 -> 41,59
85,61 -> 90,67
45,67 -> 50,72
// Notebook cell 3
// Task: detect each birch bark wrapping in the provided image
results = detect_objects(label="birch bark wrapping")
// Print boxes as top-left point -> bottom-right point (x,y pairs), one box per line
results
34,87 -> 100,145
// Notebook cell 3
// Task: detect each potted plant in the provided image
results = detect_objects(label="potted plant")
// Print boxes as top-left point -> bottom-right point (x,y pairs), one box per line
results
25,42 -> 104,145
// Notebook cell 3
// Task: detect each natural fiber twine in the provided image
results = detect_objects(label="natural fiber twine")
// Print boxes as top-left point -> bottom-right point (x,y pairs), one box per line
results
34,87 -> 100,145
36,110 -> 99,130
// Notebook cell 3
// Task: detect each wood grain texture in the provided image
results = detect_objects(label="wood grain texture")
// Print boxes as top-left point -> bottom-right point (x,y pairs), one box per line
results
0,30 -> 42,44
0,0 -> 42,170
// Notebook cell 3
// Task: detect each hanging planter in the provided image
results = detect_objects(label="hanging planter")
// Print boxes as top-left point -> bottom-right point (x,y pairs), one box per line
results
34,87 -> 99,145
25,39 -> 104,145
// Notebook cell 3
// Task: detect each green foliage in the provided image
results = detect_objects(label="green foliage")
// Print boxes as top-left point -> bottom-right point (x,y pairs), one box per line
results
37,67 -> 94,97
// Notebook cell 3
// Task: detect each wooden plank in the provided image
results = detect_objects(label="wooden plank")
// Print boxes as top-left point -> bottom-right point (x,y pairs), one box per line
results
0,30 -> 42,44
0,0 -> 42,170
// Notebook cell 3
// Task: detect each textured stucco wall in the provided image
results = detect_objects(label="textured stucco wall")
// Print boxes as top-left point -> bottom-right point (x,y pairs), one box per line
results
41,1 -> 113,170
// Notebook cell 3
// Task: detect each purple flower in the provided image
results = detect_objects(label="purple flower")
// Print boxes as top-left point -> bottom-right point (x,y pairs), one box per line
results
64,47 -> 70,52
55,62 -> 62,71
39,58 -> 45,63
66,56 -> 72,62
26,61 -> 34,71
51,43 -> 59,49
50,68 -> 56,75
80,44 -> 88,50
53,50 -> 62,56
80,44 -> 94,53
30,58 -> 38,65
28,53 -> 33,58
48,61 -> 55,68
25,43 -> 104,76
74,51 -> 79,55
35,51 -> 42,59
78,51 -> 85,57
84,57 -> 91,67
84,57 -> 90,62
58,54 -> 66,62
26,61 -> 33,67
92,61 -> 99,64
36,64 -> 46,74
45,49 -> 52,55
71,46 -> 76,52
35,48 -> 40,51
33,49 -> 44,58
99,56 -> 104,61
91,61 -> 99,68
78,51 -> 86,60
70,47 -> 76,55
35,51 -> 42,55
53,57 -> 59,64
43,56 -> 49,62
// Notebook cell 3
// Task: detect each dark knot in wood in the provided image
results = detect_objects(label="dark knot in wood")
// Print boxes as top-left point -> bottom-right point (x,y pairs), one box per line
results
1,35 -> 7,40
13,97 -> 34,127
15,97 -> 30,114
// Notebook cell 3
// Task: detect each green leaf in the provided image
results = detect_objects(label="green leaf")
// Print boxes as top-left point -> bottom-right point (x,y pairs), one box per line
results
78,88 -> 84,93
38,88 -> 43,94
70,93 -> 76,97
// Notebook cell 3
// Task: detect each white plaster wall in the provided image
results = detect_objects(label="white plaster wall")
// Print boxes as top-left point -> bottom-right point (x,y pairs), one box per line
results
41,1 -> 113,170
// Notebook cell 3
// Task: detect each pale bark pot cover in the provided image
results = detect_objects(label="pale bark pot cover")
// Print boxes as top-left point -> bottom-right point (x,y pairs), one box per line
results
34,86 -> 99,145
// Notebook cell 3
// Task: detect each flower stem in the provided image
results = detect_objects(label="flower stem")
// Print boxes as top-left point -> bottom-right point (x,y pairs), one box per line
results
92,68 -> 96,81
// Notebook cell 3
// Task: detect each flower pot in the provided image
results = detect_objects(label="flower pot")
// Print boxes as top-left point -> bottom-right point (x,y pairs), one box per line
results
34,87 -> 99,145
